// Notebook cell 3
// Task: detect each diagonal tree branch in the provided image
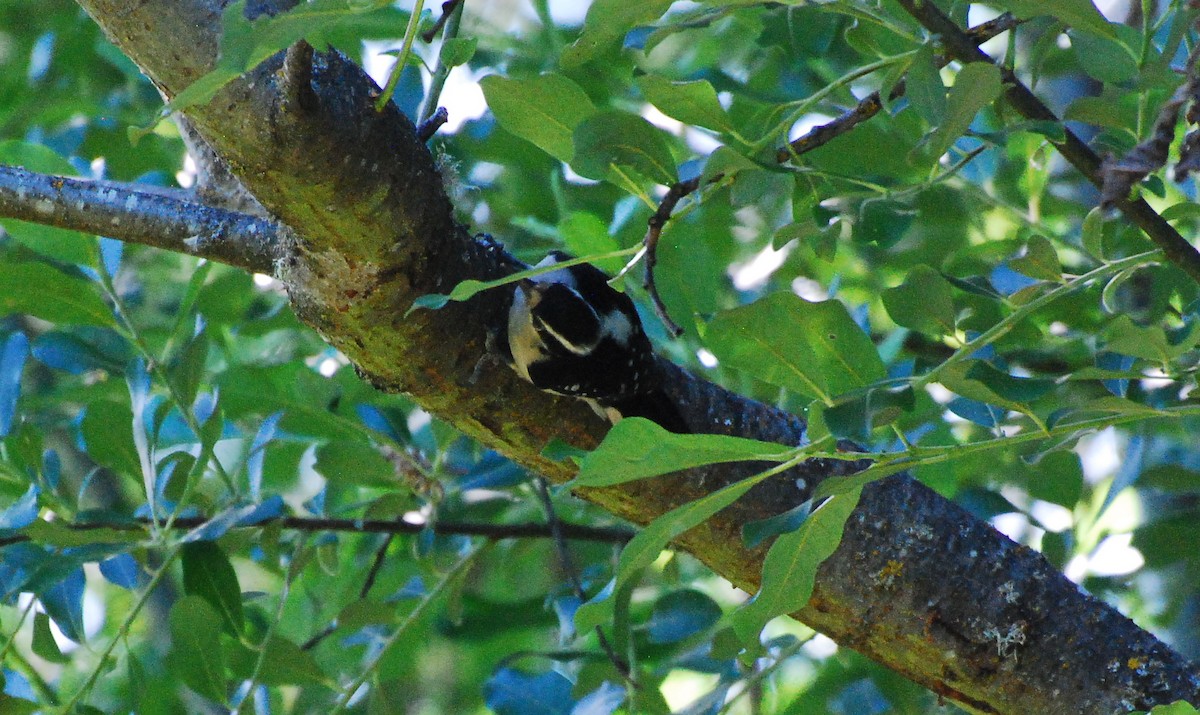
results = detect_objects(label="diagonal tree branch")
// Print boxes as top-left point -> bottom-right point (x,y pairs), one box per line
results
0,164 -> 280,272
895,0 -> 1200,285
775,12 -> 1022,163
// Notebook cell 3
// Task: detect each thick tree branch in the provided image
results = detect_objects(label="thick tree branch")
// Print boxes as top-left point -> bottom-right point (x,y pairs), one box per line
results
896,0 -> 1200,285
0,165 -> 279,273
62,2 -> 1200,713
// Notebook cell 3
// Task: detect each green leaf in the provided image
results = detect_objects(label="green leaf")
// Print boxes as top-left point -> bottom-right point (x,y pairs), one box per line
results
575,417 -> 794,487
1160,202 -> 1200,222
1081,207 -> 1106,261
1009,236 -> 1063,282
1105,315 -> 1200,363
703,146 -> 761,184
182,541 -> 245,637
167,595 -> 228,703
561,0 -> 674,67
905,44 -> 946,126
1142,701 -> 1200,715
575,467 -> 779,634
0,263 -> 113,326
227,635 -> 325,686
1070,28 -> 1138,84
925,63 -> 1002,160
481,73 -> 595,162
728,488 -> 861,643
572,110 -> 678,186
170,329 -> 210,411
706,293 -> 885,403
855,199 -> 916,248
882,265 -> 956,336
314,440 -> 398,487
32,612 -> 69,663
80,400 -> 139,476
636,75 -> 732,132
558,212 -> 622,272
991,0 -> 1116,38
938,360 -> 1054,415
0,696 -> 38,715
439,37 -> 477,67
823,384 -> 915,440
1022,451 -> 1083,509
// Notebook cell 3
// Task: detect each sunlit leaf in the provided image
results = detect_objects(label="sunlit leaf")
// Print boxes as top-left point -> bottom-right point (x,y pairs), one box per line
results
576,417 -> 793,487
707,292 -> 885,403
481,73 -> 595,162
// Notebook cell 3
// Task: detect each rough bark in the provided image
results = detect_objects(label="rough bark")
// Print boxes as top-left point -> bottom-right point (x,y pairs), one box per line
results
56,1 -> 1200,712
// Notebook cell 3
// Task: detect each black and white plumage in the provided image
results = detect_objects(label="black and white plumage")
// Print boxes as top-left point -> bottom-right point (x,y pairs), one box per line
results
499,251 -> 687,433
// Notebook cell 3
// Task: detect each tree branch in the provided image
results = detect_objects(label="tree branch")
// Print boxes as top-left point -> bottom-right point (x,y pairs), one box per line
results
0,514 -> 634,549
0,164 -> 280,273
895,0 -> 1200,285
775,13 -> 1021,163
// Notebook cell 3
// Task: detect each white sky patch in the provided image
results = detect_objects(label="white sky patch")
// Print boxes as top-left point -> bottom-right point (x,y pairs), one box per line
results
469,161 -> 504,185
1093,0 -> 1131,21
547,0 -> 589,25
1029,499 -> 1073,533
317,356 -> 341,377
790,276 -> 827,302
991,512 -> 1033,543
787,113 -> 835,143
696,348 -> 719,368
803,633 -> 839,659
925,382 -> 955,405
561,162 -> 601,185
362,39 -> 398,89
1087,533 -> 1144,577
660,671 -> 722,712
730,243 -> 791,290
437,65 -> 489,132
642,103 -> 684,134
1140,366 -> 1173,392
252,273 -> 276,288
408,407 -> 432,435
361,42 -> 488,133
685,127 -> 723,155
1077,426 -> 1121,483
176,153 -> 197,189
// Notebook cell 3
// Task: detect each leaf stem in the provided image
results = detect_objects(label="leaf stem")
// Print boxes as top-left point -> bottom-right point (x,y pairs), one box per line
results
330,543 -> 484,712
376,0 -> 427,112
914,249 -> 1163,389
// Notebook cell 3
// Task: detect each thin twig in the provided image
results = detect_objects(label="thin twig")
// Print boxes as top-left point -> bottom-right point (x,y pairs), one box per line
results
643,175 -> 706,337
421,0 -> 465,43
775,13 -> 1020,164
417,106 -> 450,141
418,0 -> 466,125
301,531 -> 395,651
0,514 -> 635,550
895,0 -> 1200,285
0,165 -> 280,273
534,478 -> 631,680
